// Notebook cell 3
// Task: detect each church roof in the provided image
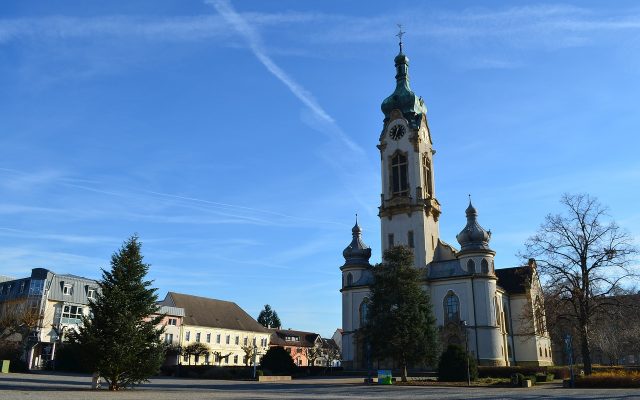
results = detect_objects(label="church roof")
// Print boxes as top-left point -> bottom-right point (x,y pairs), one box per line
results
380,47 -> 427,127
495,266 -> 533,294
456,200 -> 494,254
163,292 -> 267,333
342,217 -> 372,267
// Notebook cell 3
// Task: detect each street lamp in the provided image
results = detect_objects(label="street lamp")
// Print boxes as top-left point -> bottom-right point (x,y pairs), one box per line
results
461,320 -> 470,386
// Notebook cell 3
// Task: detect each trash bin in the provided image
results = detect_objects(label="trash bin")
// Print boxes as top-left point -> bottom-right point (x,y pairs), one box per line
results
1,360 -> 10,373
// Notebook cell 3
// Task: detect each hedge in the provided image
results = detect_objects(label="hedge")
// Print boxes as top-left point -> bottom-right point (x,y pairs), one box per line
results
574,372 -> 640,388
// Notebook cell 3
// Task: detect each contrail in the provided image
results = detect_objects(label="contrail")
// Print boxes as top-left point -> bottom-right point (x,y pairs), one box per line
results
207,0 -> 363,154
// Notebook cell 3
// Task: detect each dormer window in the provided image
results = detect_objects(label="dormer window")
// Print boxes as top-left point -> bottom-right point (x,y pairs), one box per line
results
63,284 -> 72,296
391,152 -> 408,196
87,288 -> 95,299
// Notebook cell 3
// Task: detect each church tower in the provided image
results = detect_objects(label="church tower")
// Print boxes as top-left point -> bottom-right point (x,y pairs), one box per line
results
378,38 -> 441,268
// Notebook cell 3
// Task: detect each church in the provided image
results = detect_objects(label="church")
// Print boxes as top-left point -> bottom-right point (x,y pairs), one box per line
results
339,40 -> 553,369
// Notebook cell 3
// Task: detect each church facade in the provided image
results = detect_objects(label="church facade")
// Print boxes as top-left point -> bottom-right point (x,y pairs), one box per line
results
340,45 -> 552,369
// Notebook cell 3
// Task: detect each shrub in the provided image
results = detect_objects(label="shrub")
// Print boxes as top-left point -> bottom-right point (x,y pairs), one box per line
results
438,345 -> 478,382
574,372 -> 640,388
0,343 -> 27,372
548,366 -> 570,380
525,375 -> 537,385
260,347 -> 296,375
54,344 -> 91,373
511,373 -> 525,386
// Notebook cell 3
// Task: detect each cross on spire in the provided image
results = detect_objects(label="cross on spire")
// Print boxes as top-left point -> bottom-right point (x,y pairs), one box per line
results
396,24 -> 405,53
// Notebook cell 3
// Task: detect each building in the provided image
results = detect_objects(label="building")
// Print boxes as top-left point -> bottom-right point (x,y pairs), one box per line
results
0,268 -> 99,369
340,42 -> 552,369
161,292 -> 270,366
150,304 -> 185,366
269,328 -> 323,366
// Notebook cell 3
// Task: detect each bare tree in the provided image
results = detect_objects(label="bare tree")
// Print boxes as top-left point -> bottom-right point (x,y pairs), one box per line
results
241,345 -> 257,366
522,193 -> 637,374
305,346 -> 323,367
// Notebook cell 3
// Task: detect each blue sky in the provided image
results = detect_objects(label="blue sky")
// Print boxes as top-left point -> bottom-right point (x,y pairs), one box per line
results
1,0 -> 639,337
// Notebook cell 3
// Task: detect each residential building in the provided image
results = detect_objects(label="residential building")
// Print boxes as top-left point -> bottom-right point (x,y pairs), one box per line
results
0,268 -> 99,369
269,329 -> 324,366
161,292 -> 270,366
340,42 -> 552,369
150,304 -> 185,366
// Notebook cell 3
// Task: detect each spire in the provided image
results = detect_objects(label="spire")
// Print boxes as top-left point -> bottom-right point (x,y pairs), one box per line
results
343,215 -> 372,266
456,199 -> 493,253
380,27 -> 427,126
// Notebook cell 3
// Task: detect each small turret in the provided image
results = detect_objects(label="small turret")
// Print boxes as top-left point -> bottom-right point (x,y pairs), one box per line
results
342,216 -> 372,266
456,200 -> 493,253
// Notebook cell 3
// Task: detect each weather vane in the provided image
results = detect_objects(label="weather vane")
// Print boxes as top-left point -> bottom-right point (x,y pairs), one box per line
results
396,24 -> 405,53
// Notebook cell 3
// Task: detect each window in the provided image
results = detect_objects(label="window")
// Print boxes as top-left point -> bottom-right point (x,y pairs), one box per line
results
233,355 -> 238,364
217,334 -> 221,344
444,291 -> 460,322
423,155 -> 433,198
165,333 -> 173,344
168,318 -> 177,326
244,337 -> 248,346
508,344 -> 512,358
504,304 -> 511,334
297,348 -> 302,353
185,331 -> 191,342
87,289 -> 95,299
29,279 -> 44,295
226,335 -> 230,344
544,347 -> 548,358
467,259 -> 475,273
63,284 -> 72,295
481,259 -> 489,274
195,354 -> 200,364
408,231 -> 414,248
359,298 -> 369,327
207,333 -> 211,343
235,336 -> 239,345
183,354 -> 189,362
539,347 -> 542,357
196,332 -> 201,342
391,152 -> 408,196
388,234 -> 394,248
62,305 -> 83,323
19,281 -> 26,293
205,353 -> 210,364
346,273 -> 353,286
253,337 -> 257,346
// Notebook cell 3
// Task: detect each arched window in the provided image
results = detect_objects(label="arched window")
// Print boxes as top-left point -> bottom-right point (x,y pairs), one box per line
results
539,347 -> 542,357
481,259 -> 489,274
467,259 -> 475,273
444,291 -> 460,322
534,296 -> 546,335
391,152 -> 408,196
359,299 -> 369,327
346,273 -> 353,286
544,347 -> 548,358
422,155 -> 433,198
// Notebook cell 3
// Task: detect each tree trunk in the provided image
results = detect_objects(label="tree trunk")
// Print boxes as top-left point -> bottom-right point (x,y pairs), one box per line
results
401,359 -> 408,382
579,323 -> 592,375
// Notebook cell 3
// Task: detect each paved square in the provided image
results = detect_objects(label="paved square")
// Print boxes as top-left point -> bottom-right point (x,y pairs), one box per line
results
1,372 -> 639,399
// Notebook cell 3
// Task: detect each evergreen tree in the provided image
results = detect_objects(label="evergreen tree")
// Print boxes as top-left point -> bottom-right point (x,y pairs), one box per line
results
260,346 -> 296,375
438,344 -> 478,382
257,304 -> 281,329
362,246 -> 438,382
70,235 -> 165,390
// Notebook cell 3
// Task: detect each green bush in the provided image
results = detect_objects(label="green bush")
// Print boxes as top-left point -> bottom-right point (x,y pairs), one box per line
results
260,347 -> 296,375
438,345 -> 478,382
0,343 -> 26,372
511,373 -> 525,386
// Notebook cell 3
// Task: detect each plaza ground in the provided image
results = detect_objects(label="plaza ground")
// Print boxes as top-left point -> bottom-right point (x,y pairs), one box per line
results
1,372 -> 639,399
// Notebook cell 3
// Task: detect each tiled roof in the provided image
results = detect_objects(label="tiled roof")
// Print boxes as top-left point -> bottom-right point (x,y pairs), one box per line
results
163,292 -> 267,333
495,266 -> 533,294
269,328 -> 320,348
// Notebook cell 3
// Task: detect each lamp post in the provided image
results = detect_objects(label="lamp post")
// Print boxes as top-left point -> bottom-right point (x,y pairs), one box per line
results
461,320 -> 470,386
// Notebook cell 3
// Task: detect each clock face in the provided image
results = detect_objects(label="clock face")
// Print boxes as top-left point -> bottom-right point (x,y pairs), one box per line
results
389,124 -> 406,140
